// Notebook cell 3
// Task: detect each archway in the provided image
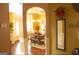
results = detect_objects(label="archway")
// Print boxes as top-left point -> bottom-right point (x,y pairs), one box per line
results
26,7 -> 46,55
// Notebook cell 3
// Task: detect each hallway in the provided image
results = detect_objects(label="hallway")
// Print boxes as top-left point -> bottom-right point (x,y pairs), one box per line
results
0,3 -> 79,55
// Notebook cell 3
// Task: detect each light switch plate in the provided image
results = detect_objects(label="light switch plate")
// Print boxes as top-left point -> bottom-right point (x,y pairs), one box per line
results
1,23 -> 7,28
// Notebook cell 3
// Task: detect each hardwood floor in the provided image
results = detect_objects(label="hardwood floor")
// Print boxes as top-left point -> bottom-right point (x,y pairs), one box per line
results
12,40 -> 45,55
31,47 -> 45,55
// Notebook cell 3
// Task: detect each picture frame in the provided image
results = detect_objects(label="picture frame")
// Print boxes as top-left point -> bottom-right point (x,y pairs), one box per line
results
56,19 -> 66,51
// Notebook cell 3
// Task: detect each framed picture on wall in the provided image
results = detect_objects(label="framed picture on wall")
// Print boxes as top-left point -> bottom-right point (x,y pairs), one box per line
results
56,19 -> 66,51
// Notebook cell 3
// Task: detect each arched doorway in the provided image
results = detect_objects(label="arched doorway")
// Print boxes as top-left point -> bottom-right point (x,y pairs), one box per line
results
26,7 -> 46,55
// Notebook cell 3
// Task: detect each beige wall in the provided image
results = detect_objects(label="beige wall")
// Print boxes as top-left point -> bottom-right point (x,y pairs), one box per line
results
0,3 -> 11,54
23,3 -> 79,55
49,3 -> 79,55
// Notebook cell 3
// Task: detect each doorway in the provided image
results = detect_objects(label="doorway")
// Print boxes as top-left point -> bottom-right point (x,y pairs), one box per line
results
26,7 -> 46,55
9,3 -> 25,55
